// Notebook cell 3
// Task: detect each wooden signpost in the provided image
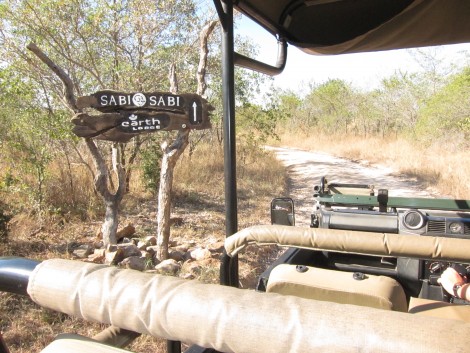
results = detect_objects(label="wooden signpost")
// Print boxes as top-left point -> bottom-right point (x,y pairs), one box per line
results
73,90 -> 213,142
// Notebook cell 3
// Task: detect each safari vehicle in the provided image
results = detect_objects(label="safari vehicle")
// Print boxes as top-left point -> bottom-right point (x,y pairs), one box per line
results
1,0 -> 470,352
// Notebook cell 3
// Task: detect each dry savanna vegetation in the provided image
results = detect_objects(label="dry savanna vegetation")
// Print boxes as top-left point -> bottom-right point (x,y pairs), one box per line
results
1,132 -> 468,352
0,142 -> 287,353
278,132 -> 470,199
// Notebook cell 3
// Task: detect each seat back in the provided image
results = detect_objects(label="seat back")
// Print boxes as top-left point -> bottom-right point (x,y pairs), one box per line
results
266,264 -> 408,312
408,297 -> 470,323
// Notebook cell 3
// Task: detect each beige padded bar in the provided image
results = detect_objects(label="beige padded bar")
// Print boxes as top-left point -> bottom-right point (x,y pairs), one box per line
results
41,334 -> 129,353
225,225 -> 470,262
28,259 -> 470,353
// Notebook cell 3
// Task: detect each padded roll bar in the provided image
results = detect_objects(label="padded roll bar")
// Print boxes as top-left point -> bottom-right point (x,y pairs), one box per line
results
224,225 -> 470,262
27,259 -> 470,353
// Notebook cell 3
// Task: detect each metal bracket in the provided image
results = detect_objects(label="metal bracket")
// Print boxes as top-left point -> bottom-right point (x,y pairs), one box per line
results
213,0 -> 288,76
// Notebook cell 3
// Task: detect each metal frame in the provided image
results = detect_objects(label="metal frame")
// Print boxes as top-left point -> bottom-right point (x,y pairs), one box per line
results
213,0 -> 288,288
315,194 -> 470,211
183,3 -> 288,349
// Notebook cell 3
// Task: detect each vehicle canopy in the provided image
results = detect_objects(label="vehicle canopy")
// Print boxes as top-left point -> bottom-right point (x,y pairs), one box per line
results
234,0 -> 470,54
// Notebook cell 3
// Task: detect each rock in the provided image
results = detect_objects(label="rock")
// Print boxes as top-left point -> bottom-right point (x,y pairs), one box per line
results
137,240 -> 148,250
131,238 -> 140,245
107,244 -> 118,252
119,256 -> 146,271
181,273 -> 195,280
105,247 -> 125,265
170,217 -> 183,227
93,240 -> 104,249
72,244 -> 93,259
168,250 -> 185,262
154,259 -> 181,275
140,250 -> 153,260
117,243 -> 141,258
190,248 -> 212,261
137,236 -> 157,250
174,244 -> 189,253
208,241 -> 225,253
145,236 -> 157,246
85,251 -> 105,263
93,249 -> 106,257
116,223 -> 135,241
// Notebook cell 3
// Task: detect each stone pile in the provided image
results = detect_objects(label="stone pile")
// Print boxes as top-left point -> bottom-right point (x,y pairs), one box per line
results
72,223 -> 225,279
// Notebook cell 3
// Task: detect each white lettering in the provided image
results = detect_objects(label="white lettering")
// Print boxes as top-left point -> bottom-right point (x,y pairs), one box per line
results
121,121 -> 129,127
108,96 -> 117,105
118,95 -> 127,105
149,96 -> 157,106
157,96 -> 165,106
167,96 -> 175,106
100,95 -> 108,106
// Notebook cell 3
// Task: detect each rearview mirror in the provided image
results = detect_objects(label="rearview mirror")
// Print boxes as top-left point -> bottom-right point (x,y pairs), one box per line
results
271,198 -> 295,226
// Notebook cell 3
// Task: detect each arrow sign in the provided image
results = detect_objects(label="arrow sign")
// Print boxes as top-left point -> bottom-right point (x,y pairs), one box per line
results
189,100 -> 202,125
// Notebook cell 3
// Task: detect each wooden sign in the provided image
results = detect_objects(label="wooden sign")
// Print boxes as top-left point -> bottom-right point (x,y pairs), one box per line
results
72,110 -> 211,143
73,90 -> 213,142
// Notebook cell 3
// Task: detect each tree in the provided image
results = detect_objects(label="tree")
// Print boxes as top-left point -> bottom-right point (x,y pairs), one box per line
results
416,66 -> 470,148
155,20 -> 217,260
265,88 -> 303,131
0,67 -> 74,216
0,0 -> 208,245
372,72 -> 424,137
302,79 -> 357,133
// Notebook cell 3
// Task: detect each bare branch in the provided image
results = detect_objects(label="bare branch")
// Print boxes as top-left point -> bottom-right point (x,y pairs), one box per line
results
26,42 -> 78,113
197,21 -> 218,97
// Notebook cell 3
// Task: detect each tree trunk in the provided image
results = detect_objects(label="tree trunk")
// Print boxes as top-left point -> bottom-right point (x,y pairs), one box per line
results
87,139 -> 126,246
155,21 -> 217,260
156,129 -> 189,260
27,42 -> 127,247
102,199 -> 118,245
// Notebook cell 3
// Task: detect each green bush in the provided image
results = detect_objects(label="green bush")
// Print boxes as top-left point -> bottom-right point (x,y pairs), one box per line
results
140,142 -> 163,193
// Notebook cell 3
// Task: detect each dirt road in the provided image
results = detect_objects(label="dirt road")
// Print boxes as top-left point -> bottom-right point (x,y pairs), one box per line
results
270,146 -> 436,226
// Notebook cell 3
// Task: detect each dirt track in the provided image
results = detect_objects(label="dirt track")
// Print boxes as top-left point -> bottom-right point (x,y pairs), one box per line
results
270,146 -> 436,226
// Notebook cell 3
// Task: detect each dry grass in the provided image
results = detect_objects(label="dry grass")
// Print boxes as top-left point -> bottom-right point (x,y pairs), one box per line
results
0,141 -> 288,352
276,132 -> 470,199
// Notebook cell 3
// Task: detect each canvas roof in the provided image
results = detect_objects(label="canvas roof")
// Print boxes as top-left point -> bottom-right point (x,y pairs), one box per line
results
235,0 -> 470,54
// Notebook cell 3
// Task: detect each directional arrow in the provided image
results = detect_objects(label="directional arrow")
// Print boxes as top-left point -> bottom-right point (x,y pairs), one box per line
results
192,102 -> 198,124
189,100 -> 203,125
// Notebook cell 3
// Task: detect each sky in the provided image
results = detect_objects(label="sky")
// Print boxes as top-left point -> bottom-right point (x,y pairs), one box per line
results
235,15 -> 470,96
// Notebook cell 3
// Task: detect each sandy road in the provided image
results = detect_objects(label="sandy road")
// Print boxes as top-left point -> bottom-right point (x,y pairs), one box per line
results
269,146 -> 436,226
